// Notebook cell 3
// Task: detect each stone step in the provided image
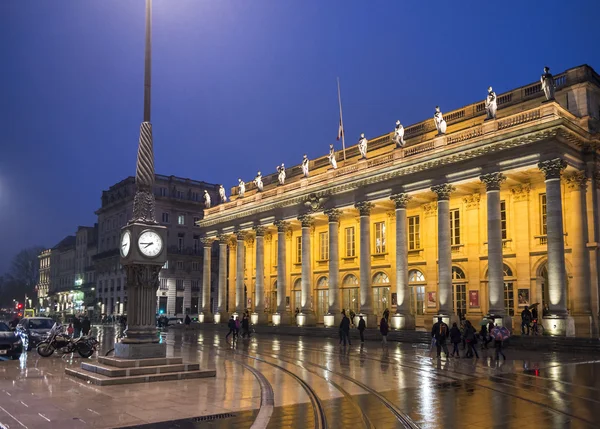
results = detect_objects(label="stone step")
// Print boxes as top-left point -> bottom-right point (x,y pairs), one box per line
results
81,362 -> 200,377
97,356 -> 183,368
65,367 -> 216,386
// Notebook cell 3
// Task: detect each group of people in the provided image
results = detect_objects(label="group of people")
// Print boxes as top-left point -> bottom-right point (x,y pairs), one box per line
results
431,317 -> 507,361
338,308 -> 391,346
225,312 -> 252,341
65,315 -> 92,338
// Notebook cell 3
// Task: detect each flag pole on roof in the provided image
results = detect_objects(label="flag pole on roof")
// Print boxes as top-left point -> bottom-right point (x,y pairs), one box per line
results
336,77 -> 347,162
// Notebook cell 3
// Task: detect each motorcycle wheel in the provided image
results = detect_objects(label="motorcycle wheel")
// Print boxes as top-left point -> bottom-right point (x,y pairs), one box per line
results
37,342 -> 55,357
77,343 -> 94,358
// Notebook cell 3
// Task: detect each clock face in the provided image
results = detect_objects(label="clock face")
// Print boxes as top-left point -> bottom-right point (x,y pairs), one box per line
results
120,230 -> 131,258
138,230 -> 164,258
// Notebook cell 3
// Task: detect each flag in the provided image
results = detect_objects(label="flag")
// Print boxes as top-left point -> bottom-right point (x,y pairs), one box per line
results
337,119 -> 344,141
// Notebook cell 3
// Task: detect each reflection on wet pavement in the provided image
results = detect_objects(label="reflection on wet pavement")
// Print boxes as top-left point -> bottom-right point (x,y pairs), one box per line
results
0,324 -> 598,428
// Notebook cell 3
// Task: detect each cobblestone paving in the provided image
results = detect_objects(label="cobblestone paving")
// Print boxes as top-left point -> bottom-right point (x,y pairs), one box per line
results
0,325 -> 598,428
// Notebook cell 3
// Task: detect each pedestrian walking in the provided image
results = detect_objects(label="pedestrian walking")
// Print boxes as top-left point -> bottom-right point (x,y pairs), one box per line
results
449,322 -> 462,357
67,323 -> 74,337
464,320 -> 479,358
431,317 -> 450,358
184,314 -> 191,329
358,315 -> 366,343
479,324 -> 489,349
81,317 -> 91,336
521,306 -> 532,335
339,312 -> 351,346
226,316 -> 236,340
379,316 -> 389,345
349,309 -> 356,328
73,316 -> 82,338
235,316 -> 241,338
241,314 -> 251,338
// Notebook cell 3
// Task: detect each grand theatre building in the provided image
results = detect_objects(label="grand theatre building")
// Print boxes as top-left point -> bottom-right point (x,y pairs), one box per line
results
198,64 -> 600,337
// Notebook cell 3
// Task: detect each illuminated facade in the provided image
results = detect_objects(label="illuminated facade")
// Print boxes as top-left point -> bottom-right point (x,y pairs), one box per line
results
198,64 -> 600,337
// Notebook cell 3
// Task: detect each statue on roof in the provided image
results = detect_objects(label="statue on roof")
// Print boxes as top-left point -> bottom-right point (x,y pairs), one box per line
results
328,144 -> 337,169
541,66 -> 555,101
393,120 -> 405,147
204,190 -> 211,209
358,133 -> 368,159
254,171 -> 264,192
302,155 -> 309,178
433,106 -> 447,135
277,163 -> 286,185
485,86 -> 497,120
238,178 -> 245,198
219,184 -> 227,203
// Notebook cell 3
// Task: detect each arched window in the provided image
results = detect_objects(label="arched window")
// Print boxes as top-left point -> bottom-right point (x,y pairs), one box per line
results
452,267 -> 466,280
503,264 -> 513,277
452,266 -> 467,317
408,269 -> 425,282
342,274 -> 358,287
317,276 -> 329,288
293,278 -> 302,290
372,272 -> 390,284
485,263 -> 516,317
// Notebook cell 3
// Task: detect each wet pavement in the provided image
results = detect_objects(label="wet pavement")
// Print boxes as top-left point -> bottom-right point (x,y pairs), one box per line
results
0,325 -> 599,428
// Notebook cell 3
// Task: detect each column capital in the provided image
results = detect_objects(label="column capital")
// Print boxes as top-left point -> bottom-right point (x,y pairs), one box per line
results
355,201 -> 374,216
391,193 -> 411,209
235,230 -> 247,241
480,172 -> 506,191
297,214 -> 314,228
200,237 -> 215,247
565,171 -> 588,191
217,234 -> 229,244
538,158 -> 567,180
246,236 -> 255,246
431,183 -> 455,201
510,184 -> 531,202
253,225 -> 266,236
274,220 -> 290,233
264,232 -> 273,242
324,208 -> 341,222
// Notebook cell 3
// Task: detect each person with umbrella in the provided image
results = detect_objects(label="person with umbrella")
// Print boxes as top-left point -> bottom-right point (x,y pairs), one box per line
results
490,325 -> 510,360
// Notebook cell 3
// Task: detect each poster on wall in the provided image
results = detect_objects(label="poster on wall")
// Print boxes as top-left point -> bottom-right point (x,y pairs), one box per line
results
518,289 -> 530,307
469,290 -> 480,308
391,293 -> 397,306
427,292 -> 437,308
285,296 -> 290,308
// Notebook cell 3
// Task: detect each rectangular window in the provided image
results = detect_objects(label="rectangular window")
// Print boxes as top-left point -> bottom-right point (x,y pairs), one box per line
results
193,217 -> 200,227
408,215 -> 421,250
178,236 -> 184,251
191,192 -> 199,201
540,194 -> 547,235
450,209 -> 461,245
175,296 -> 184,314
177,190 -> 184,199
374,221 -> 386,254
295,236 -> 302,264
176,279 -> 184,291
159,279 -> 168,290
193,236 -> 200,254
500,200 -> 507,240
162,212 -> 170,223
192,261 -> 200,271
178,214 -> 185,225
176,261 -> 184,270
345,227 -> 356,257
159,187 -> 167,197
319,232 -> 329,260
191,280 -> 200,291
504,282 -> 515,316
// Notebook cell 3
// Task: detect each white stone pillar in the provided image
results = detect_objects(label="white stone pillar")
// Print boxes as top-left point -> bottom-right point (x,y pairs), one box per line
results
298,214 -> 316,326
200,238 -> 213,322
391,193 -> 415,329
274,220 -> 291,324
215,235 -> 228,323
324,209 -> 341,326
252,225 -> 268,324
234,231 -> 246,316
538,158 -> 573,335
480,173 -> 509,323
431,184 -> 454,318
355,202 -> 373,323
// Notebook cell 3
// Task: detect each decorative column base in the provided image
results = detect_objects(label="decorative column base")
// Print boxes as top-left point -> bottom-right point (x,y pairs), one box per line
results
251,311 -> 269,325
324,312 -> 343,327
115,342 -> 166,359
542,315 -> 576,337
213,312 -> 227,324
571,314 -> 593,337
200,312 -> 213,323
272,312 -> 292,326
297,312 -> 316,327
391,313 -> 415,330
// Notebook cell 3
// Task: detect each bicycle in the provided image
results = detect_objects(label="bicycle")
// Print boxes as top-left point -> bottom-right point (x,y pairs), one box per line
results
530,319 -> 544,336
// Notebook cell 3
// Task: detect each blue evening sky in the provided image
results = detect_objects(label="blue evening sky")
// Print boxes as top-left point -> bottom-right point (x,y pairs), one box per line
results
0,0 -> 598,273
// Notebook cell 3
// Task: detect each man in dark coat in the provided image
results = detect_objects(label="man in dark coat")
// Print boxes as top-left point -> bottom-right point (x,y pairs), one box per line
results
339,312 -> 351,346
81,317 -> 91,336
357,315 -> 366,343
431,317 -> 450,358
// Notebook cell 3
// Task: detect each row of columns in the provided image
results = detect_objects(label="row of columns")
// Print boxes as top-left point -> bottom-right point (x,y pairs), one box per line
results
199,158 -> 572,332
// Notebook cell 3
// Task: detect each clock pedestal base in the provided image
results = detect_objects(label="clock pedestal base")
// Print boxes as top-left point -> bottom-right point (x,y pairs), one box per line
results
115,342 -> 166,359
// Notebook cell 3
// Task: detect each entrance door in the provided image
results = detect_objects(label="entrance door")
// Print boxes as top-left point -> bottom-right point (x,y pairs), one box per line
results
317,290 -> 328,323
453,284 -> 467,317
373,287 -> 390,320
342,288 -> 359,314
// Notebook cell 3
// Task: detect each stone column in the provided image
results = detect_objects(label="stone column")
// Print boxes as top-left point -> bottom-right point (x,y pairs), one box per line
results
566,171 -> 592,334
480,173 -> 510,325
538,158 -> 573,335
391,193 -> 415,329
298,214 -> 316,325
216,235 -> 228,323
274,220 -> 291,324
324,209 -> 341,325
234,230 -> 246,316
200,238 -> 213,322
431,184 -> 455,322
355,201 -> 374,324
252,225 -> 268,324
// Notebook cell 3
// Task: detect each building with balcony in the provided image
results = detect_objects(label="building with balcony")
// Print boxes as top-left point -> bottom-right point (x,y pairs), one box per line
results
36,249 -> 52,314
198,64 -> 600,337
94,174 -> 219,319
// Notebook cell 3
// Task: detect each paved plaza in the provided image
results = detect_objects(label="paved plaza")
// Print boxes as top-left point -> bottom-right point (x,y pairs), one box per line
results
0,326 -> 599,428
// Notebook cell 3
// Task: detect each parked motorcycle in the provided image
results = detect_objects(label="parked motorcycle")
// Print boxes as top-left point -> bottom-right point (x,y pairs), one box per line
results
36,323 -> 97,358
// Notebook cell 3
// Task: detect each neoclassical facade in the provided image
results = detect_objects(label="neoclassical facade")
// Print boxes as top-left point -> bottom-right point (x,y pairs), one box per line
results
198,64 -> 600,336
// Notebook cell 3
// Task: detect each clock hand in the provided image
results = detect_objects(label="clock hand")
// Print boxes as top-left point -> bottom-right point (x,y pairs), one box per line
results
143,242 -> 154,248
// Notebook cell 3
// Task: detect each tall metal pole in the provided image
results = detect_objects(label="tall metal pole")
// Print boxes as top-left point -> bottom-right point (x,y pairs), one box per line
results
337,77 -> 347,162
143,0 -> 152,123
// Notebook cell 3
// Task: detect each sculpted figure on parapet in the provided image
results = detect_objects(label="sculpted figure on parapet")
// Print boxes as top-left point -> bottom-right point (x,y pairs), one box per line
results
434,106 -> 447,135
238,178 -> 245,198
277,163 -> 286,185
328,144 -> 337,169
393,120 -> 405,147
358,133 -> 368,159
485,87 -> 497,120
254,171 -> 263,192
302,154 -> 309,178
541,66 -> 555,101
219,184 -> 227,203
203,190 -> 211,208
